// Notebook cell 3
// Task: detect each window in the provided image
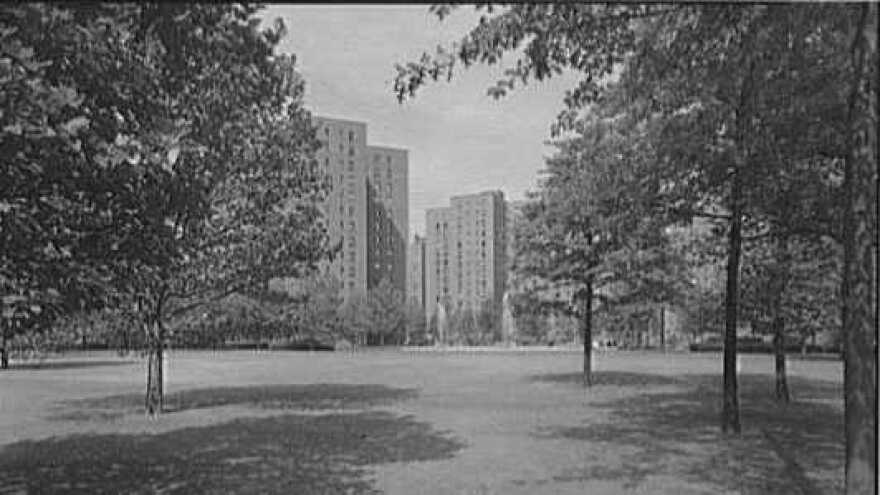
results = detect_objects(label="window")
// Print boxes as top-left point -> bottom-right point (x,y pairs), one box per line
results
348,131 -> 354,142
347,161 -> 354,172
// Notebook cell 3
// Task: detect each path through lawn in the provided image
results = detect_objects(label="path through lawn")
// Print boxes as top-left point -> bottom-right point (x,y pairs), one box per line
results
0,350 -> 843,494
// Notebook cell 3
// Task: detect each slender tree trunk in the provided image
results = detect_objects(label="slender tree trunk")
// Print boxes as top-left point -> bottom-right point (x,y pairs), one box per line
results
721,25 -> 760,435
582,280 -> 593,387
722,163 -> 743,434
843,4 -> 877,493
659,306 -> 666,352
145,320 -> 164,416
773,317 -> 790,402
1,325 -> 8,370
771,232 -> 791,402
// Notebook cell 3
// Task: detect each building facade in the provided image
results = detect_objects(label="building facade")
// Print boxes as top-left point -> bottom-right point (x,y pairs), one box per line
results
425,190 -> 507,324
314,116 -> 369,299
406,235 -> 426,311
312,116 -> 408,300
366,146 -> 408,293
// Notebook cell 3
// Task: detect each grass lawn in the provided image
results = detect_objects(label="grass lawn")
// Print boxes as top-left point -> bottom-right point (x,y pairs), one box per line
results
0,349 -> 843,494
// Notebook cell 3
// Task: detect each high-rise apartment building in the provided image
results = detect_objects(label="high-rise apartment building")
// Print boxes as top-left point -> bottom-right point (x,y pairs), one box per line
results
314,116 -> 369,298
312,116 -> 408,300
366,146 -> 408,293
406,235 -> 426,310
425,191 -> 506,324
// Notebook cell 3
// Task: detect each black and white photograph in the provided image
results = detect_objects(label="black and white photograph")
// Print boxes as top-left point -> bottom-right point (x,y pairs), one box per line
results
0,3 -> 877,494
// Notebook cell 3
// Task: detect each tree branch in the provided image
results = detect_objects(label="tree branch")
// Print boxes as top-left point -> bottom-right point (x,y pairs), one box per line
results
166,283 -> 248,319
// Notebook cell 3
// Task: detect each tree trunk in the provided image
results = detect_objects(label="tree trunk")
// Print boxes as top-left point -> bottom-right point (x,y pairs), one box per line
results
771,231 -> 791,403
773,317 -> 790,402
582,280 -> 593,387
843,4 -> 877,493
1,326 -> 8,370
145,321 -> 164,416
722,162 -> 743,434
659,306 -> 666,352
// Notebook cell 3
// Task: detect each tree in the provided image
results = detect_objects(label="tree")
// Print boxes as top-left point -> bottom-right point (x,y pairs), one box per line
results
338,279 -> 406,346
120,6 -> 331,415
366,278 -> 406,346
291,275 -> 345,344
511,102 -> 682,385
741,234 -> 842,401
338,292 -> 371,347
0,4 -> 151,365
475,298 -> 502,345
1,4 -> 332,413
840,3 -> 877,493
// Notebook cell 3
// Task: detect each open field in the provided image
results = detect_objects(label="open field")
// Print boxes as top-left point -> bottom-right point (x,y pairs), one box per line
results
0,349 -> 843,494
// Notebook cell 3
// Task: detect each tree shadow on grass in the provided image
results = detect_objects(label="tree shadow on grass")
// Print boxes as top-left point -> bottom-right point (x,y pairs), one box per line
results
50,384 -> 419,422
6,360 -> 135,371
0,410 -> 465,494
534,372 -> 843,494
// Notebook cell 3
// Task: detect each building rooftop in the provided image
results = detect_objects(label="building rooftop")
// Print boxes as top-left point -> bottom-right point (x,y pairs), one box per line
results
367,144 -> 409,154
313,115 -> 368,126
449,190 -> 504,201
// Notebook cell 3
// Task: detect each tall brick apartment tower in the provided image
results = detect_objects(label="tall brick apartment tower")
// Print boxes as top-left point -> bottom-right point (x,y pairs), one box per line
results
425,190 -> 506,326
365,146 -> 408,293
312,116 -> 408,300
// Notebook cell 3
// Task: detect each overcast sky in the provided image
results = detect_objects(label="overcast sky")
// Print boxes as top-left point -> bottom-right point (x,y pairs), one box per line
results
261,4 -> 581,237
